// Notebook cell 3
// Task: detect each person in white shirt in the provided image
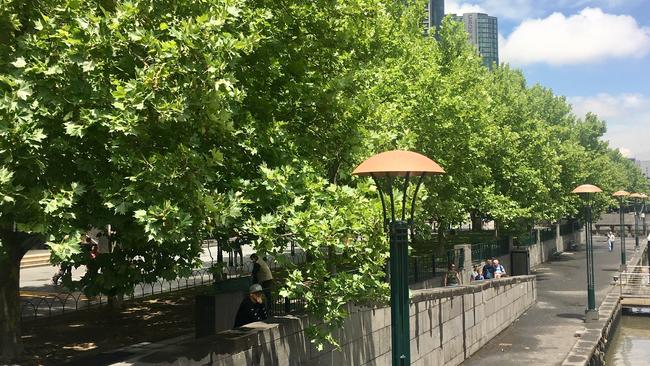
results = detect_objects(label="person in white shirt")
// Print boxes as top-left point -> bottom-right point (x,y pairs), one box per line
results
607,232 -> 615,252
493,259 -> 506,278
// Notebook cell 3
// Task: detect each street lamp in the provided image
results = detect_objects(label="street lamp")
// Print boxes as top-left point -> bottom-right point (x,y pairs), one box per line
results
572,184 -> 602,322
612,190 -> 629,268
642,194 -> 648,238
353,150 -> 445,366
630,193 -> 644,251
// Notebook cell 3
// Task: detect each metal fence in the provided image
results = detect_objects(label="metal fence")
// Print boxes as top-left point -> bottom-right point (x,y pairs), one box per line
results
20,252 -> 308,322
471,238 -> 509,264
269,294 -> 307,316
619,266 -> 650,298
408,254 -> 437,284
560,222 -> 579,236
540,229 -> 556,242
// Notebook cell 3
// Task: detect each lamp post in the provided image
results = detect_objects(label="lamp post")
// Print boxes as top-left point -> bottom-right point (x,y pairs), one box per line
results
630,193 -> 644,251
641,193 -> 650,237
353,150 -> 445,366
572,184 -> 602,321
612,191 -> 629,268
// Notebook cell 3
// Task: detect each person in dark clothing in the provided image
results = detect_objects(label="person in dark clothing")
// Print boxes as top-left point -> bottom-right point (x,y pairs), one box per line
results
234,284 -> 268,327
482,258 -> 495,279
52,262 -> 72,286
228,235 -> 244,267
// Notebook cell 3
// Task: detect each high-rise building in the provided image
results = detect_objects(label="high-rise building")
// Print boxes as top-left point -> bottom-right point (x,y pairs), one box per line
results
634,160 -> 650,180
452,13 -> 499,68
423,0 -> 445,36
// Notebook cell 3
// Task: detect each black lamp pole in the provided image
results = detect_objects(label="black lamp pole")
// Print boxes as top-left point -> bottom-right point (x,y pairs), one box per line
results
353,151 -> 445,366
572,184 -> 602,322
613,191 -> 629,268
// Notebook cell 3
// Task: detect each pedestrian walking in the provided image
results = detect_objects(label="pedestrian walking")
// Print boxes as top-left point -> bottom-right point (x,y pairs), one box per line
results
443,263 -> 461,287
52,262 -> 72,285
229,233 -> 244,267
607,231 -> 615,252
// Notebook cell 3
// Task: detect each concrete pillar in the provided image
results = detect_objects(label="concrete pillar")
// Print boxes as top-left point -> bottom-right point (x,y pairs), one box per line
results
536,229 -> 543,263
454,244 -> 472,284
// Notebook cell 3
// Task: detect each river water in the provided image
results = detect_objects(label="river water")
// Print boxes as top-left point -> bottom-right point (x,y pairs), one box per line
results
605,315 -> 650,365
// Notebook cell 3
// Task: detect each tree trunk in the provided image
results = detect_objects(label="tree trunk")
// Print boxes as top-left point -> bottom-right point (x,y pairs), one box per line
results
0,229 -> 43,362
470,210 -> 482,232
108,293 -> 124,310
0,249 -> 24,361
436,219 -> 446,256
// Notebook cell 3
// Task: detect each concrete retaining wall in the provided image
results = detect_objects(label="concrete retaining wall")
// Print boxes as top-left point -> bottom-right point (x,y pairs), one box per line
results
496,231 -> 579,275
122,276 -> 536,366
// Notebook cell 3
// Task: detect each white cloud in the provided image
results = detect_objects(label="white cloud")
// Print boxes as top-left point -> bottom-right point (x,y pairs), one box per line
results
445,0 -> 539,20
569,93 -> 650,160
618,147 -> 633,158
444,0 -> 639,20
446,1 -> 486,16
501,8 -> 650,65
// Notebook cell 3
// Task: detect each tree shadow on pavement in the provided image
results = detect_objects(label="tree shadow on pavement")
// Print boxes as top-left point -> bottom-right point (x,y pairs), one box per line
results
19,286 -> 210,365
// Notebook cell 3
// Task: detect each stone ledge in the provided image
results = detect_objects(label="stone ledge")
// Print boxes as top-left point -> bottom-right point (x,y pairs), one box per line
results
411,275 -> 536,303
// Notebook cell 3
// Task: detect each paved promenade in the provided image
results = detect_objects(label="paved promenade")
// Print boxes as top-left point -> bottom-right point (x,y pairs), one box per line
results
462,235 -> 636,365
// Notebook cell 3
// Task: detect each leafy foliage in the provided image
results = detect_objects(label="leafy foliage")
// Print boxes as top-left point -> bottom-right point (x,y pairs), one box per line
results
1,0 -> 648,358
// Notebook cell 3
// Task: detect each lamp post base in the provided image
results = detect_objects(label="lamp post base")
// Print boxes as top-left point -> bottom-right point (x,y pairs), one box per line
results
585,309 -> 599,322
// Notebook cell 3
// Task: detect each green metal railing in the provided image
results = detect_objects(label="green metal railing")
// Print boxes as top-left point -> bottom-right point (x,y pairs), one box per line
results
540,229 -> 555,242
560,222 -> 579,236
407,255 -> 436,284
471,238 -> 509,264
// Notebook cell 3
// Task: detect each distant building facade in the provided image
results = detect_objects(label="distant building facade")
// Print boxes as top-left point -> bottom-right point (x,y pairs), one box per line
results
452,13 -> 499,68
634,160 -> 650,180
423,0 -> 445,36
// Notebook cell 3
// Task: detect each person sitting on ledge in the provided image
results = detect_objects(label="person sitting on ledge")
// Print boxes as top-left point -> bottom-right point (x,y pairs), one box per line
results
470,265 -> 484,281
493,259 -> 506,278
234,284 -> 268,327
482,258 -> 495,279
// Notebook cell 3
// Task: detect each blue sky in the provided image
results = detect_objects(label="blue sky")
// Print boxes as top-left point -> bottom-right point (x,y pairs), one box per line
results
446,0 -> 650,160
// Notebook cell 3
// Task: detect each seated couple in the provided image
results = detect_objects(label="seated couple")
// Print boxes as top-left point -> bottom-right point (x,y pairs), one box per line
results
471,258 -> 506,281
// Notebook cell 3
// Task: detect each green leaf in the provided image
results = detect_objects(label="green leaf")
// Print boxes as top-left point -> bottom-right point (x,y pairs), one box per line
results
12,57 -> 26,68
17,84 -> 32,100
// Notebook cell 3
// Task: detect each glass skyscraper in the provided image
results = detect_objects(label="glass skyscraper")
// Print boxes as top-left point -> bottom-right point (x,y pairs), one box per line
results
423,0 -> 445,36
453,13 -> 499,68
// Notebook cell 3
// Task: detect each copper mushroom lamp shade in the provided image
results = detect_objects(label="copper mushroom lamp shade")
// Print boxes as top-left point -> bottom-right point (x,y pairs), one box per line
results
571,184 -> 603,194
352,150 -> 445,225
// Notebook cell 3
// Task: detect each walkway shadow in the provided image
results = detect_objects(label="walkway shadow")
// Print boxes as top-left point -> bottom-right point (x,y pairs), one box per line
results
548,254 -> 578,262
556,313 -> 584,320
